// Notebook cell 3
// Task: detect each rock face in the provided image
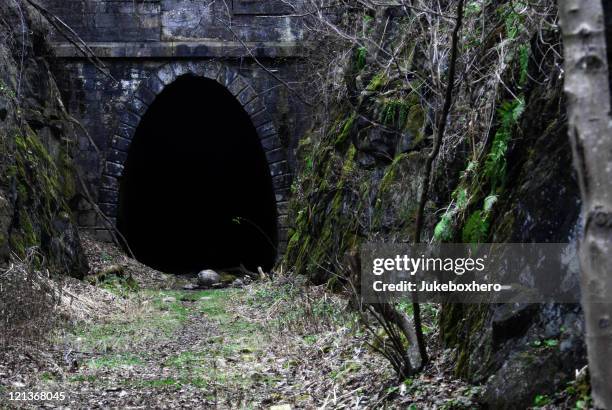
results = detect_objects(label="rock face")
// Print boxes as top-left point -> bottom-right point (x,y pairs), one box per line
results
231,278 -> 245,288
0,2 -> 87,277
282,1 -> 585,407
197,270 -> 221,288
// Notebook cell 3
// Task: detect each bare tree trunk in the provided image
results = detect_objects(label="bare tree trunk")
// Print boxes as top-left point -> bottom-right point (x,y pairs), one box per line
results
559,1 -> 612,408
412,0 -> 465,368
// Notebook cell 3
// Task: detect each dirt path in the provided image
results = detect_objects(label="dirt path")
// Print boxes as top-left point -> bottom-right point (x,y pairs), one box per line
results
19,282 -> 400,409
0,272 -> 486,409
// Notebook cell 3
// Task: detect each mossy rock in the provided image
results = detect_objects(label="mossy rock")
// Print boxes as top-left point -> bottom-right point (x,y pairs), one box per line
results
220,273 -> 238,284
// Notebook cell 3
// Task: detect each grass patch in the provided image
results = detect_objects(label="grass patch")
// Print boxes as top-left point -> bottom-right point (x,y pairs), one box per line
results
130,377 -> 208,389
69,290 -> 196,352
164,351 -> 207,369
39,372 -> 55,382
86,354 -> 143,369
69,375 -> 98,383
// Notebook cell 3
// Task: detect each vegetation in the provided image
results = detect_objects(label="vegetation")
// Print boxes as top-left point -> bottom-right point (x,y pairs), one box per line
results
1,0 -> 607,407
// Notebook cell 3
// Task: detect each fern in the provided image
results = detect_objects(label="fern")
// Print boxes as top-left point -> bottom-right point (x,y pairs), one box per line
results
356,47 -> 367,70
462,211 -> 490,243
484,97 -> 525,190
502,1 -> 527,40
380,99 -> 411,128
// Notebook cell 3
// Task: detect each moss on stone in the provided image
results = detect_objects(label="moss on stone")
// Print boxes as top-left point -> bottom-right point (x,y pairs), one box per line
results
334,113 -> 356,146
283,138 -> 363,281
405,103 -> 425,140
8,128 -> 76,265
366,72 -> 387,92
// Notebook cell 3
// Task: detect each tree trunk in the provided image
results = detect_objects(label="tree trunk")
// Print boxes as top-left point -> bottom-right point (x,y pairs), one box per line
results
559,1 -> 612,407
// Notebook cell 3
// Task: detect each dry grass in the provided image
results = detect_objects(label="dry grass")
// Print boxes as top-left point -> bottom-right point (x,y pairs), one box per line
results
79,231 -> 177,289
0,249 -> 60,350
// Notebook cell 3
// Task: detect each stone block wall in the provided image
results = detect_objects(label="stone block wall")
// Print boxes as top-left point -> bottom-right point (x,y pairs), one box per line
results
51,57 -> 308,247
42,0 -> 306,43
41,0 -> 311,255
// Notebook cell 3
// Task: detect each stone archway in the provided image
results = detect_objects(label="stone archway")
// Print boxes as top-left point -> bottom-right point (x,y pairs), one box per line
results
97,61 -> 290,268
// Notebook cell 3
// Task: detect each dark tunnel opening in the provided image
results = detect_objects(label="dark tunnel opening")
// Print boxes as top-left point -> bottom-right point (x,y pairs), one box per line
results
118,75 -> 278,274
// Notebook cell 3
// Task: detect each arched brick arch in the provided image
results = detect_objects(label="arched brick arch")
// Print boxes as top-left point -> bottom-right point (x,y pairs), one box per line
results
97,61 -> 291,256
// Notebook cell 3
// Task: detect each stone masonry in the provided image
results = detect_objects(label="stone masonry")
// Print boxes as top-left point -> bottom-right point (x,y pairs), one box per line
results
42,0 -> 311,255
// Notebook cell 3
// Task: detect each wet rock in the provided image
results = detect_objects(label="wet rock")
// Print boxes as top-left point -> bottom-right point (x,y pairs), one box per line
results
0,194 -> 12,263
197,269 -> 221,287
220,272 -> 238,285
356,125 -> 396,164
49,213 -> 89,279
483,349 -> 566,409
0,2 -> 88,278
231,278 -> 245,288
491,303 -> 538,345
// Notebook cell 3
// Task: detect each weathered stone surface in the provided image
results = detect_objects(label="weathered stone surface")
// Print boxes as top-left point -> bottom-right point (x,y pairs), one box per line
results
111,135 -> 131,151
100,175 -> 119,191
250,111 -> 273,128
146,75 -> 166,95
231,278 -> 245,288
274,189 -> 291,203
272,174 -> 292,190
197,62 -> 223,80
116,123 -> 136,140
243,97 -> 266,115
119,110 -> 141,128
129,96 -> 149,116
0,3 -> 87,277
228,76 -> 249,96
237,86 -> 258,105
276,201 -> 289,215
104,162 -> 125,177
98,203 -> 118,217
265,149 -> 286,164
260,135 -> 281,151
0,195 -> 12,261
269,161 -> 289,177
99,189 -> 119,204
482,349 -> 565,409
107,149 -> 128,164
197,269 -> 221,287
39,0 -> 312,267
135,86 -> 157,106
257,122 -> 277,138
157,65 -> 176,85
278,228 -> 289,242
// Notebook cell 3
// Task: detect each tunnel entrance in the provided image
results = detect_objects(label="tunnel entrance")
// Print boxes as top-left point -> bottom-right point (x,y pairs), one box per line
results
118,75 -> 278,274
